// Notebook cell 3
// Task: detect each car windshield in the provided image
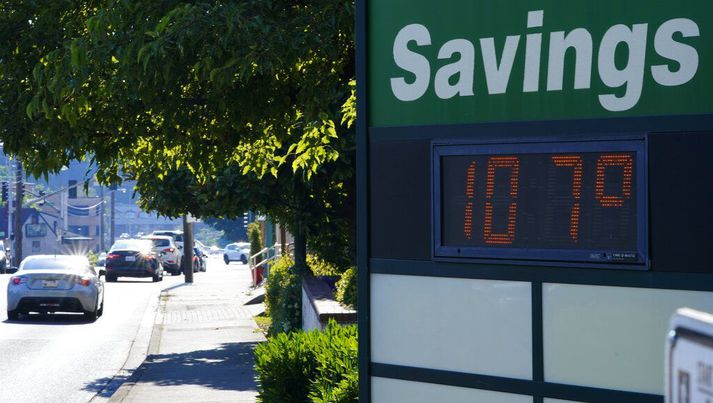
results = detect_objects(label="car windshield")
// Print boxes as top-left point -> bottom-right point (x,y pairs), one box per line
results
110,239 -> 153,252
20,255 -> 90,271
174,234 -> 183,242
150,239 -> 170,248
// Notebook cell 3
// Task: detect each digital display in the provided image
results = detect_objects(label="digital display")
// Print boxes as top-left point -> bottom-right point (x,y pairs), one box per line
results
434,141 -> 647,265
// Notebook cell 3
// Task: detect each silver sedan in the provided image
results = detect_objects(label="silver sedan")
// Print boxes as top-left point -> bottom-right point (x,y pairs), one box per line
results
6,255 -> 105,322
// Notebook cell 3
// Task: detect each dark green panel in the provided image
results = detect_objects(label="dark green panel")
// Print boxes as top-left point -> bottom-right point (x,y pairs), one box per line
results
368,1 -> 713,128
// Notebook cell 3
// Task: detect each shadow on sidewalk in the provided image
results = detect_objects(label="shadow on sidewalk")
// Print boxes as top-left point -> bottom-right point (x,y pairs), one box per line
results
83,341 -> 260,397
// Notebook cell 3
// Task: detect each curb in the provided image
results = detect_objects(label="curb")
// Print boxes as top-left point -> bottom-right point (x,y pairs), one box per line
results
98,285 -> 177,402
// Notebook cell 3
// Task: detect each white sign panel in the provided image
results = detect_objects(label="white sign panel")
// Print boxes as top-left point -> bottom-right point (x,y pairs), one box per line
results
667,308 -> 713,403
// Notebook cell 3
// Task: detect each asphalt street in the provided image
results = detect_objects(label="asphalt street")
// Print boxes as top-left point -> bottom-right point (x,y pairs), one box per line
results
0,256 -> 226,403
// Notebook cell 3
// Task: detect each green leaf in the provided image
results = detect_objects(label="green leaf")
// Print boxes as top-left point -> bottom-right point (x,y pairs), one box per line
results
70,40 -> 80,68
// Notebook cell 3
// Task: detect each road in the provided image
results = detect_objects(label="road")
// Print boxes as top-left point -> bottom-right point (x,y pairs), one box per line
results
0,255 -> 226,403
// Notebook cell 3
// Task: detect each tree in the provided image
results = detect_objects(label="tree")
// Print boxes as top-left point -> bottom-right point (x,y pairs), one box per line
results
247,220 -> 263,262
7,0 -> 356,270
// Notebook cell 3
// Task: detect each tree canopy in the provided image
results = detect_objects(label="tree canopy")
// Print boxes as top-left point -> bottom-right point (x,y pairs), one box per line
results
0,0 -> 356,268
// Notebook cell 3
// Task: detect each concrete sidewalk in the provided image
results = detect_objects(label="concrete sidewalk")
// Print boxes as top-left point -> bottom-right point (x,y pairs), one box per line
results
109,261 -> 266,402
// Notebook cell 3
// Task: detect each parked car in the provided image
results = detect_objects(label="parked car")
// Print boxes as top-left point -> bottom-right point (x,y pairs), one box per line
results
6,255 -> 105,321
0,240 -> 7,274
105,239 -> 164,282
151,230 -> 184,250
223,242 -> 250,265
96,252 -> 107,267
145,235 -> 182,275
193,247 -> 207,272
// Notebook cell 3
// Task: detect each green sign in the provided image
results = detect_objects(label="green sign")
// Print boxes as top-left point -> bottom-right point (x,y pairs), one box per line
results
368,1 -> 713,127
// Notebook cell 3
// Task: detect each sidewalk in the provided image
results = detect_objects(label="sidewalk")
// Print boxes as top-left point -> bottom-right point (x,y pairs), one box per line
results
110,261 -> 266,402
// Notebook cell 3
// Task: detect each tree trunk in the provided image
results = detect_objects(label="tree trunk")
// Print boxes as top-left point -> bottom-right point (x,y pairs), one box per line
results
183,215 -> 194,283
13,161 -> 23,268
293,215 -> 307,275
292,176 -> 308,275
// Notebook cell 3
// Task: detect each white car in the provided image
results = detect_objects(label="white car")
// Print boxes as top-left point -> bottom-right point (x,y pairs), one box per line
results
223,242 -> 250,265
145,235 -> 183,275
151,230 -> 185,270
7,255 -> 105,321
152,230 -> 184,249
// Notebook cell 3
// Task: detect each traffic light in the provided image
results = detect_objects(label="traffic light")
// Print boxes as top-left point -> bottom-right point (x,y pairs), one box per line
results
243,212 -> 249,228
1,182 -> 7,203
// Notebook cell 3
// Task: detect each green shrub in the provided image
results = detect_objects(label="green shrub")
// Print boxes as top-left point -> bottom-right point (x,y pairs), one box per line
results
247,221 -> 263,262
254,321 -> 358,403
307,254 -> 341,277
335,266 -> 357,310
254,330 -> 319,402
86,250 -> 98,267
265,255 -> 301,335
307,323 -> 358,403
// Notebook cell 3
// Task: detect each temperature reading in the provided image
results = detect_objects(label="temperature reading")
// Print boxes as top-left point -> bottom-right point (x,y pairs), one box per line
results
437,141 -> 645,264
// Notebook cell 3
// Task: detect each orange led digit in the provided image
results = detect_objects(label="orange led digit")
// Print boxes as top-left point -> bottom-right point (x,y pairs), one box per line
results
552,155 -> 583,243
483,156 -> 520,245
463,161 -> 476,239
595,154 -> 633,207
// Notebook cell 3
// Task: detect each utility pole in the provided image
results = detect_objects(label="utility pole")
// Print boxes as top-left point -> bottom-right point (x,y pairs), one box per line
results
110,188 -> 115,246
99,186 -> 105,251
13,161 -> 23,267
182,215 -> 194,283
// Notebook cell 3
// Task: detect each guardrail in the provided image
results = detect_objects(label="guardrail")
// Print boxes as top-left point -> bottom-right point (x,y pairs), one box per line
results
248,243 -> 293,287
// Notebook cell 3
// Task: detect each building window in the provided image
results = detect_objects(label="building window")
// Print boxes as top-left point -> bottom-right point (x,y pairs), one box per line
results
26,223 -> 48,238
68,180 -> 77,199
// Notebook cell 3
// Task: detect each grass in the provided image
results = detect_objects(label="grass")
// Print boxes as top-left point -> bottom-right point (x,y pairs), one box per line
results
254,313 -> 272,335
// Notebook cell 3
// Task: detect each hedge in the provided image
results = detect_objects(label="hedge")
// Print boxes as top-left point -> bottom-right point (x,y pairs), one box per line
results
264,255 -> 301,335
254,321 -> 358,403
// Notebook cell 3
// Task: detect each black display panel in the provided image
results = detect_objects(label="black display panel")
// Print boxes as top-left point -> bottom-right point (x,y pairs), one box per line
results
434,140 -> 647,266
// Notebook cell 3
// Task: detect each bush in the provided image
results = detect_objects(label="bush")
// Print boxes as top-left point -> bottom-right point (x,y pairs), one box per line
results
265,255 -> 301,335
335,266 -> 357,310
307,254 -> 341,277
247,221 -> 263,261
254,330 -> 319,402
254,321 -> 358,403
86,250 -> 98,267
308,322 -> 358,403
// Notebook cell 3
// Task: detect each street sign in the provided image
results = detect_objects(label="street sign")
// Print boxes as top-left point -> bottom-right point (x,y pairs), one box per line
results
667,308 -> 713,403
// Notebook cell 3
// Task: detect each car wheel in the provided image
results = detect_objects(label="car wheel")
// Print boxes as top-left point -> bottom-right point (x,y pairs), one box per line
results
7,309 -> 19,321
240,255 -> 247,264
97,299 -> 104,317
224,255 -> 230,265
106,274 -> 117,282
84,308 -> 98,322
152,272 -> 160,282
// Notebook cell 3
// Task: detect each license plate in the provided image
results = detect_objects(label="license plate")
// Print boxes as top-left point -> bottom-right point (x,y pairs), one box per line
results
125,256 -> 136,262
42,280 -> 58,288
